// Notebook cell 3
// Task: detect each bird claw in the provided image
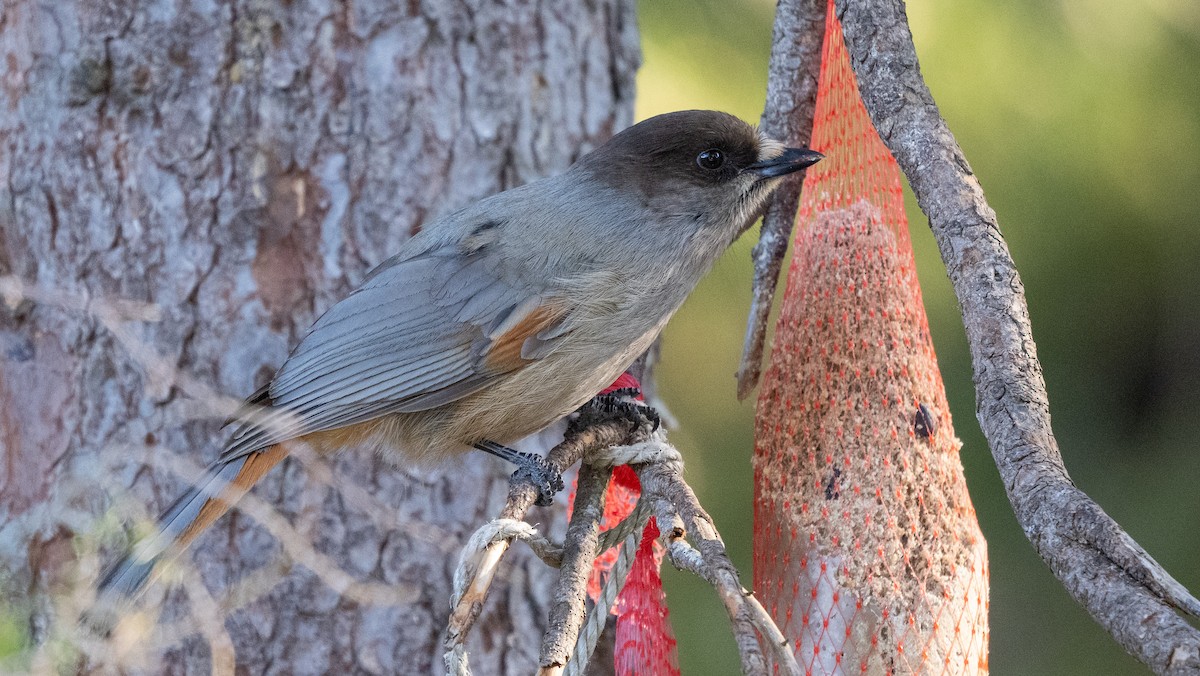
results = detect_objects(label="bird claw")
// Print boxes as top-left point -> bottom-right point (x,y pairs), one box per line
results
512,452 -> 565,507
586,388 -> 661,433
476,440 -> 564,505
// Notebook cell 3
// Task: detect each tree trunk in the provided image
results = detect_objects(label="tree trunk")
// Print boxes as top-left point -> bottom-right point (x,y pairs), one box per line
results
0,1 -> 639,673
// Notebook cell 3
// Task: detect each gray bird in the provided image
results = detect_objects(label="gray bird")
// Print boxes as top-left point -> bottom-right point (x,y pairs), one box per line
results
99,109 -> 822,599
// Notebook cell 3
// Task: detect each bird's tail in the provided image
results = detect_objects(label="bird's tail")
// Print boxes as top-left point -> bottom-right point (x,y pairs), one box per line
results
97,445 -> 288,600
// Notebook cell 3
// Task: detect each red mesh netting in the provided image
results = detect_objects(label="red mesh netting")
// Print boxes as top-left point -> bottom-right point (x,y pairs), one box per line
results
572,375 -> 680,675
600,468 -> 680,675
753,3 -> 990,674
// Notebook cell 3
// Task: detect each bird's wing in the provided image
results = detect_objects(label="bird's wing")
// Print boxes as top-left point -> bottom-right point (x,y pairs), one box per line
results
219,247 -> 571,462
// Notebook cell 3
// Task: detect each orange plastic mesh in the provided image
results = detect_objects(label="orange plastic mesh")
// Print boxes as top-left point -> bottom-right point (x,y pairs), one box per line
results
753,3 -> 990,674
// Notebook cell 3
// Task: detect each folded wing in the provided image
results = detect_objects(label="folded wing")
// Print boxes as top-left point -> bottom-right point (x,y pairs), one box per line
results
221,247 -> 570,462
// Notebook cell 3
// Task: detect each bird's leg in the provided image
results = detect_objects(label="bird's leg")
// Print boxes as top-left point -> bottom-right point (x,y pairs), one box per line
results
585,386 -> 661,433
474,440 -> 565,506
473,381 -> 659,507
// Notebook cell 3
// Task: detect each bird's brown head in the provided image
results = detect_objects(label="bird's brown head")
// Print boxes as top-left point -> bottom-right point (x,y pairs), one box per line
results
576,110 -> 823,239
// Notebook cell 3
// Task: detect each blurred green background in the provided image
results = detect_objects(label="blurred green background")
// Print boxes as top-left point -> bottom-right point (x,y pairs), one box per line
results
642,0 -> 1200,674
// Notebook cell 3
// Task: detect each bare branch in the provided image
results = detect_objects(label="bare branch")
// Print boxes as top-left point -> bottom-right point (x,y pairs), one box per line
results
538,463 -> 612,675
447,405 -> 800,675
833,0 -> 1200,672
567,501 -> 648,676
636,452 -> 801,676
737,0 -> 827,399
444,413 -> 639,669
138,448 -> 423,607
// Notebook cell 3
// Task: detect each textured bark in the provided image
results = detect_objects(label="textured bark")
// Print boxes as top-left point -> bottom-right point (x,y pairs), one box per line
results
736,0 -> 825,400
538,462 -> 610,672
833,0 -> 1200,673
0,0 -> 639,673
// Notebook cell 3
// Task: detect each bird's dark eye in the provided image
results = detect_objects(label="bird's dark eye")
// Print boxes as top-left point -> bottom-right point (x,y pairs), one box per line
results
696,148 -> 726,170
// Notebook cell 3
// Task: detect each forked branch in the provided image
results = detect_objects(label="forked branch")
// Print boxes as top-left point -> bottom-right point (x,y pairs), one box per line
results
832,0 -> 1200,672
737,0 -> 827,400
445,412 -> 800,675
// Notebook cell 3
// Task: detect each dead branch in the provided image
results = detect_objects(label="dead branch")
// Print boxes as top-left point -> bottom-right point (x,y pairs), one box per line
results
634,444 -> 800,676
737,0 -> 827,400
443,411 -> 639,672
567,500 -> 648,675
833,0 -> 1200,672
446,411 -> 801,675
537,463 -> 612,675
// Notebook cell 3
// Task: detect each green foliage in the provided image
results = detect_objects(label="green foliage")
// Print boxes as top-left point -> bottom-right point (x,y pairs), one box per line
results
642,1 -> 1200,674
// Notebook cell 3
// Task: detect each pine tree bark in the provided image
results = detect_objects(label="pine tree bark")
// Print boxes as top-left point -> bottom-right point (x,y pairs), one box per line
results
0,1 -> 639,672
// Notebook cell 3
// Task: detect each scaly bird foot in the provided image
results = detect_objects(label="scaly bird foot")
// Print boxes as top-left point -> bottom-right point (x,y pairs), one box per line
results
474,440 -> 564,506
585,386 -> 661,434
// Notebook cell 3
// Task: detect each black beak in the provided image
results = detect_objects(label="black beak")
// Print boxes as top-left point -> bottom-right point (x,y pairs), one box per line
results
746,147 -> 824,178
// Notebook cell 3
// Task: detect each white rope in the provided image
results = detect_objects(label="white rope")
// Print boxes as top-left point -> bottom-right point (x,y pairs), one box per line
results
596,500 -> 650,553
450,519 -> 563,609
586,436 -> 682,469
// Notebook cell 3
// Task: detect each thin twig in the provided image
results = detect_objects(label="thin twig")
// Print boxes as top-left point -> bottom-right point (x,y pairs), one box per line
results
636,455 -> 801,676
443,413 -> 642,667
736,0 -> 827,400
833,0 -> 1200,672
174,567 -> 236,676
144,449 -> 422,607
537,463 -> 612,675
